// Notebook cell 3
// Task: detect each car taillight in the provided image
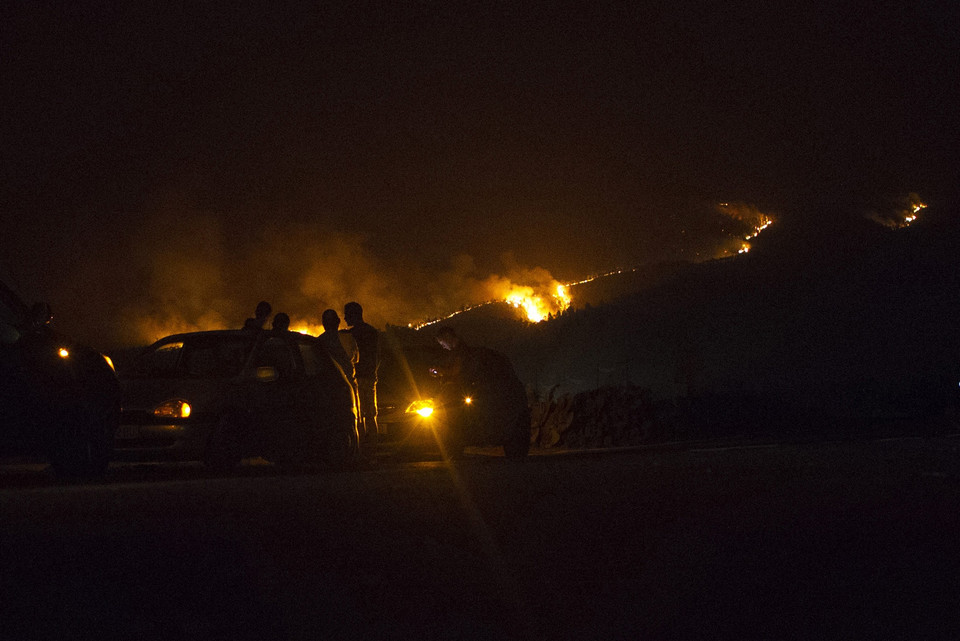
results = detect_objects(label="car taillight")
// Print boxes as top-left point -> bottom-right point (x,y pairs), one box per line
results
153,399 -> 192,419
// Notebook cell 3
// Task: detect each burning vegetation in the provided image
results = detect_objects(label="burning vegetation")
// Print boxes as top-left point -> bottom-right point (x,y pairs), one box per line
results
716,202 -> 776,256
867,193 -> 927,229
122,194 -> 929,343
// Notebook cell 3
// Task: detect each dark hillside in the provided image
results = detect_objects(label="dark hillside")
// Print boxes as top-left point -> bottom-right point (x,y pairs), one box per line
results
404,206 -> 959,433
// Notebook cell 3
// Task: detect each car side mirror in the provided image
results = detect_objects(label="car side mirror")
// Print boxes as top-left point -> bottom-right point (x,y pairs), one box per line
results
255,366 -> 278,382
30,302 -> 52,330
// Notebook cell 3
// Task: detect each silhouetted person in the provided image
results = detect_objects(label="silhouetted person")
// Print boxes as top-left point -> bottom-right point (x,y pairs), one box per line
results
243,301 -> 272,331
271,312 -> 290,333
344,301 -> 380,441
318,308 -> 358,387
431,326 -> 530,457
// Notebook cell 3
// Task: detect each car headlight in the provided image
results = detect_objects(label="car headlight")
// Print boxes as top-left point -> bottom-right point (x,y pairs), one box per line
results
405,399 -> 435,418
58,347 -> 70,359
153,399 -> 192,419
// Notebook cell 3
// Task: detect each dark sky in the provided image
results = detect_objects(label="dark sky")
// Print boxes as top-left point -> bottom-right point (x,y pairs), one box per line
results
2,1 -> 957,345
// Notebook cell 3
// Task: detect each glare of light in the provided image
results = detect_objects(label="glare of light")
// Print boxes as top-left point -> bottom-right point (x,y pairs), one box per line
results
102,354 -> 115,371
406,399 -> 435,418
58,347 -> 69,358
464,396 -> 472,405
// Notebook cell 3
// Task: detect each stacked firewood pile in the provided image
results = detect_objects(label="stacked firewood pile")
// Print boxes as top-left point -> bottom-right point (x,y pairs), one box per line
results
530,384 -> 671,449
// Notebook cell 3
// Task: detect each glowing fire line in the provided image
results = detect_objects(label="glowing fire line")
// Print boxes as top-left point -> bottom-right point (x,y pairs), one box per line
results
138,197 -> 927,340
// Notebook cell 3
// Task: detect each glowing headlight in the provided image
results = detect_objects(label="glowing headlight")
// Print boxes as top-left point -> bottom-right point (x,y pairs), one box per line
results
405,399 -> 435,418
153,399 -> 192,419
463,396 -> 472,405
58,347 -> 69,358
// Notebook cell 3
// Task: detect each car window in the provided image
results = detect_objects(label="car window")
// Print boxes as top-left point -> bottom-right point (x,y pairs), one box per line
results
183,339 -> 251,377
135,341 -> 184,377
133,336 -> 254,378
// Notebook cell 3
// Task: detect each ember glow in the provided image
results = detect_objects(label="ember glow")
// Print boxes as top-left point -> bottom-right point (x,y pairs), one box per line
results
413,278 -> 572,328
868,193 -> 927,229
903,199 -> 926,226
718,202 -> 776,256
504,283 -> 572,323
126,196 -> 930,343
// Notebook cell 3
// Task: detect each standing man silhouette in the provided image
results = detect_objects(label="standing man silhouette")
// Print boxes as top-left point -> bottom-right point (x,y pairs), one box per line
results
344,301 -> 381,443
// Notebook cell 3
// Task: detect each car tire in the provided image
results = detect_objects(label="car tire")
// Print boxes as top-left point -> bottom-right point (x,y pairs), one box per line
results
50,401 -> 116,481
323,427 -> 358,470
203,414 -> 243,472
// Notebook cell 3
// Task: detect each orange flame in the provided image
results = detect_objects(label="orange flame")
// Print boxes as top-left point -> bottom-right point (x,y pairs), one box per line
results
718,202 -> 776,256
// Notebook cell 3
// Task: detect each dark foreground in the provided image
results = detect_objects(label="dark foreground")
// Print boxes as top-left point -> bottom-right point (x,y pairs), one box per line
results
2,436 -> 960,640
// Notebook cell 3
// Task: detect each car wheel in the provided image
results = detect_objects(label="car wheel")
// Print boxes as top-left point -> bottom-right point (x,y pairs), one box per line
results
203,414 -> 243,472
50,401 -> 116,481
323,426 -> 359,470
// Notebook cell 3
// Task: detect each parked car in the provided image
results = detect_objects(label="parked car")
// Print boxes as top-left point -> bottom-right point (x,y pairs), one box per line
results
0,280 -> 120,479
116,329 -> 358,470
377,338 -> 530,458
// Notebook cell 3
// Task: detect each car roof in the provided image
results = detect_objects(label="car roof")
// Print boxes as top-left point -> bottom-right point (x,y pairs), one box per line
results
151,329 -> 315,345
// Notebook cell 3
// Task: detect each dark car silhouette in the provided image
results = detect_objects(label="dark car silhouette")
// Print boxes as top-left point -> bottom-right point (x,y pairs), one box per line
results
0,280 -> 120,479
377,339 -> 530,458
116,330 -> 358,470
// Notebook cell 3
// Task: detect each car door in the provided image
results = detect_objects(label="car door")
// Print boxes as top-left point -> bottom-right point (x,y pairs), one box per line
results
245,334 -> 317,458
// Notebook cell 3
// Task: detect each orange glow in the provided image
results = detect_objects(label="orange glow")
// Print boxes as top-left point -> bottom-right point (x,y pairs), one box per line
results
869,193 -> 927,229
153,399 -> 191,419
406,399 -> 436,418
290,322 -> 323,336
58,347 -> 69,358
414,274 -> 573,328
501,280 -> 571,323
717,202 -> 776,257
902,198 -> 926,227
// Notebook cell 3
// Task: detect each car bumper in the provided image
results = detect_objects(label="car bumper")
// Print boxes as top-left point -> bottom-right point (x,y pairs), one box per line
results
113,420 -> 212,460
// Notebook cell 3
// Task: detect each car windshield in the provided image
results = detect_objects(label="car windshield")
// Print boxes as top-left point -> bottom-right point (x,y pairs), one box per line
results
134,335 -> 255,378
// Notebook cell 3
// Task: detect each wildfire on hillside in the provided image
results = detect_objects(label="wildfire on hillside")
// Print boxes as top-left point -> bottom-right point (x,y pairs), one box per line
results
414,202 -> 781,328
717,202 -> 775,255
127,195 -> 927,342
412,278 -> 572,328
866,193 -> 927,229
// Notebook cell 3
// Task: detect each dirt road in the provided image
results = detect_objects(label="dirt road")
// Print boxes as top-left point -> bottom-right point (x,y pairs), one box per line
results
2,436 -> 960,639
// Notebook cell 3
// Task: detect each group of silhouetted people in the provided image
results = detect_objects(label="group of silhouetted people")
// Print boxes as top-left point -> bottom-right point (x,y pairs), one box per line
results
243,300 -> 381,444
241,299 -> 528,457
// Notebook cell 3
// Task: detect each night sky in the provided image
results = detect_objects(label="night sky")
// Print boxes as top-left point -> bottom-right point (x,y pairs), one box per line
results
2,1 -> 957,345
